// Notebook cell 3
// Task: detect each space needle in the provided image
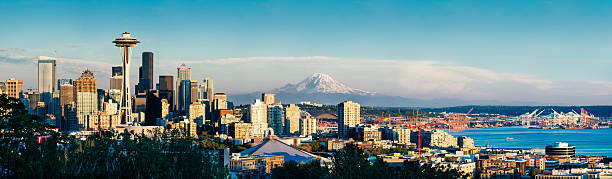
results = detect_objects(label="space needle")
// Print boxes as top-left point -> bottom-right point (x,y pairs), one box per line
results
113,32 -> 139,125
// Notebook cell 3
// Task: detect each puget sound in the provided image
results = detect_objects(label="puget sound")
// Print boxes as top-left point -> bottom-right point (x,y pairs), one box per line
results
447,126 -> 612,157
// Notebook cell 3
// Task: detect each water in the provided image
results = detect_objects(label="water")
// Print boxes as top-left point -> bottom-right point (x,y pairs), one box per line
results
446,126 -> 612,157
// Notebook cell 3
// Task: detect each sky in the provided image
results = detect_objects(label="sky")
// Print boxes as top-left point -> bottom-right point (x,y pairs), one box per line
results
1,0 -> 612,105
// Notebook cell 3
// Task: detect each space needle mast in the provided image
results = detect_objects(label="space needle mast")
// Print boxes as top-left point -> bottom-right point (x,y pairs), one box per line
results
113,32 -> 139,125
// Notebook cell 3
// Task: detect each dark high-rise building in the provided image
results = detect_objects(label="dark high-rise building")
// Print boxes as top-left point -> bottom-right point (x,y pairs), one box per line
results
136,52 -> 154,92
142,52 -> 154,90
145,90 -> 161,126
177,80 -> 191,115
158,75 -> 174,111
112,66 -> 122,77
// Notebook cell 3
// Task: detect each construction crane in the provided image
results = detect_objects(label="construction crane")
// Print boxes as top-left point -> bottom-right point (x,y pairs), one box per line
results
446,107 -> 474,130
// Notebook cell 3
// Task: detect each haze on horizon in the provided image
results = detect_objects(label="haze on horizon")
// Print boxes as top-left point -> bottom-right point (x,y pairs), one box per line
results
1,0 -> 612,105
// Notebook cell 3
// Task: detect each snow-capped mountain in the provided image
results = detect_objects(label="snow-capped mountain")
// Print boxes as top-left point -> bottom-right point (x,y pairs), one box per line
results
229,73 -> 537,107
274,73 -> 374,95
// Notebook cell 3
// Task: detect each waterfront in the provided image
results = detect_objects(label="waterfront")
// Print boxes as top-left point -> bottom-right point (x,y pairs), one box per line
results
447,126 -> 612,157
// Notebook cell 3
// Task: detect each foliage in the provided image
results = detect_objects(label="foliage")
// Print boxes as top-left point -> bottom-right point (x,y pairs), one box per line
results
0,94 -> 229,178
271,160 -> 330,179
529,168 -> 542,178
310,140 -> 323,152
272,143 -> 465,179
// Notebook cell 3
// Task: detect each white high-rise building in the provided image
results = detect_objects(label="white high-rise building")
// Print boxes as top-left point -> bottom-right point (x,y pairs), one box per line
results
300,111 -> 317,136
337,101 -> 360,138
249,99 -> 272,137
38,56 -> 56,93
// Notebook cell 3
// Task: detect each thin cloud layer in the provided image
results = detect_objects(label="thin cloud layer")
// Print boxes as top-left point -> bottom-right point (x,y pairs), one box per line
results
180,56 -> 612,105
1,51 -> 611,105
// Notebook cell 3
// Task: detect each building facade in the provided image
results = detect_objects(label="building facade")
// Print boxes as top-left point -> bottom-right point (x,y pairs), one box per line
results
262,93 -> 276,105
74,70 -> 98,130
6,78 -> 23,99
337,101 -> 360,138
38,56 -> 56,93
284,104 -> 301,135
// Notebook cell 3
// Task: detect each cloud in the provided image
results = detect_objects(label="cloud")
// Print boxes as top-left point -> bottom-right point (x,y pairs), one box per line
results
179,56 -> 612,105
0,54 -> 37,64
1,49 -> 611,105
183,56 -> 338,65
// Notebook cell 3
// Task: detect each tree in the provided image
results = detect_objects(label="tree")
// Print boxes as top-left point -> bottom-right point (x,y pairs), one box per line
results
310,141 -> 322,152
0,94 -> 230,178
332,144 -> 373,178
529,168 -> 542,178
272,160 -> 330,179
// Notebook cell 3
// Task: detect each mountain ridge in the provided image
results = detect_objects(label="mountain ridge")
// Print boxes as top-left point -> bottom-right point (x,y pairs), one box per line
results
228,73 -> 549,107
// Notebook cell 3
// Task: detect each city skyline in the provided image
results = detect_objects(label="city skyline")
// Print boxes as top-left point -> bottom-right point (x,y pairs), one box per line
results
1,0 -> 612,105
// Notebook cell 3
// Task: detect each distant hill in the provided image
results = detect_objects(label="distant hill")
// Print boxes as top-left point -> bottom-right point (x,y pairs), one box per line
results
228,73 -> 547,107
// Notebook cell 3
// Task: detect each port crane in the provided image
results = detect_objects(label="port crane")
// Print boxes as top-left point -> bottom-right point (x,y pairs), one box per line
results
446,107 -> 473,129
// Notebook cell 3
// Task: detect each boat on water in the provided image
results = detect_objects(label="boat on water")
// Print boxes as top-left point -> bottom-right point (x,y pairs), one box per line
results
506,137 -> 514,141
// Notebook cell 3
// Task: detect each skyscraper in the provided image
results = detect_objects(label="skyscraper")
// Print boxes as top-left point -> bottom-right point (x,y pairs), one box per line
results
74,70 -> 98,130
158,75 -> 174,111
6,78 -> 23,99
190,80 -> 198,104
58,79 -> 74,131
337,101 -> 360,138
113,32 -> 139,125
268,104 -> 284,136
202,77 -> 213,101
38,56 -> 56,93
262,93 -> 276,105
285,104 -> 301,135
177,80 -> 191,115
199,77 -> 214,124
137,52 -> 154,91
188,102 -> 205,126
176,63 -> 191,111
249,99 -> 271,137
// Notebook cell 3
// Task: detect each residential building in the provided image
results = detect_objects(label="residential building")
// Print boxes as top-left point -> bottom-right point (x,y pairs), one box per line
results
229,122 -> 252,140
299,112 -> 317,136
337,101 -> 360,138
261,93 -> 275,105
6,78 -> 23,99
249,99 -> 272,137
458,136 -> 475,149
268,104 -> 284,136
284,104 -> 301,135
229,155 -> 284,175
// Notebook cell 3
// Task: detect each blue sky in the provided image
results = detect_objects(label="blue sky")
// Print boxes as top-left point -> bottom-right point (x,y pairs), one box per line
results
1,0 -> 612,104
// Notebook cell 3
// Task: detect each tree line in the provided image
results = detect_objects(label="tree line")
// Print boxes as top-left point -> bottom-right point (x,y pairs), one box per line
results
0,94 -> 228,178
